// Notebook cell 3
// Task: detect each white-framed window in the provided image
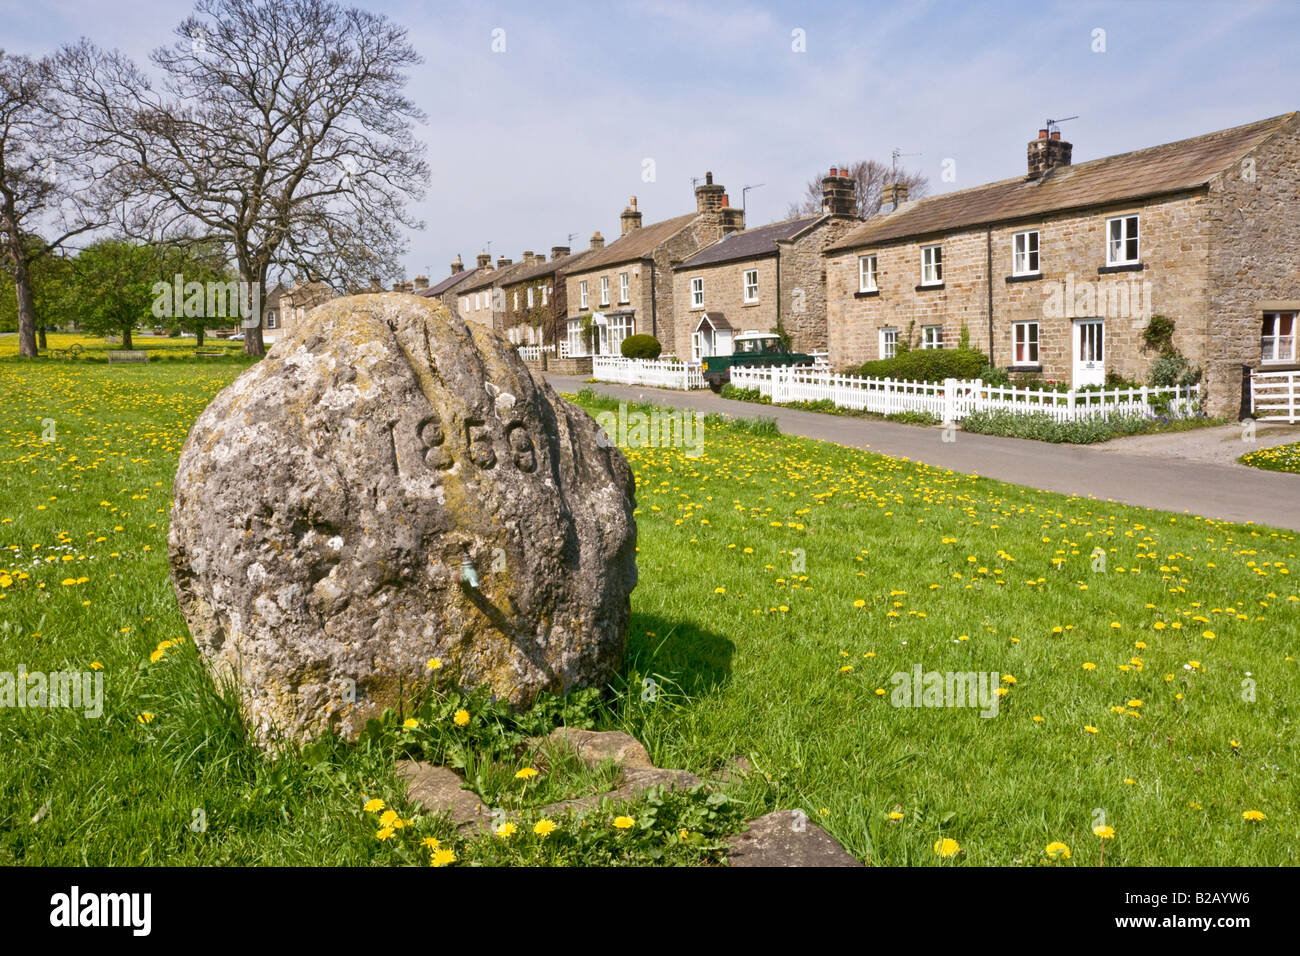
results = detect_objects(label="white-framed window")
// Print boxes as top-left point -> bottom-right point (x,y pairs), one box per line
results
474,293 -> 481,310
921,325 -> 944,349
742,269 -> 759,303
619,272 -> 629,303
541,285 -> 548,306
460,296 -> 469,314
600,276 -> 610,306
1262,312 -> 1296,363
880,327 -> 899,359
1013,321 -> 1039,365
608,314 -> 634,354
1106,214 -> 1139,265
513,291 -> 519,310
858,255 -> 877,292
266,312 -> 277,329
921,244 -> 943,285
690,276 -> 704,308
526,286 -> 534,308
566,317 -> 586,357
1013,230 -> 1039,275
579,280 -> 588,310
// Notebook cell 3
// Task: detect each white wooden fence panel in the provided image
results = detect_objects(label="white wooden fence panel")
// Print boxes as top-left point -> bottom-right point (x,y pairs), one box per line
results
1251,369 -> 1299,423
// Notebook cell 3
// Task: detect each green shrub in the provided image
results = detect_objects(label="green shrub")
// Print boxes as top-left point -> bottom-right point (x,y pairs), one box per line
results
1149,353 -> 1202,388
1143,314 -> 1177,354
620,334 -> 662,360
961,409 -> 1155,444
855,347 -> 991,383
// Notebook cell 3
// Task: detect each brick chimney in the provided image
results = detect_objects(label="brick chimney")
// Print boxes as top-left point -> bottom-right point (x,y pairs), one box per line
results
476,251 -> 491,270
880,182 -> 910,213
414,275 -> 429,290
368,276 -> 383,292
717,193 -> 745,234
821,165 -> 857,217
550,246 -> 570,261
620,197 -> 643,236
695,171 -> 725,213
450,255 -> 464,275
1028,128 -> 1072,180
590,231 -> 605,250
496,256 -> 512,269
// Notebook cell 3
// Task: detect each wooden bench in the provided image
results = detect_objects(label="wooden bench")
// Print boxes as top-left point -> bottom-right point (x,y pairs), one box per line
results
193,350 -> 226,358
107,350 -> 149,365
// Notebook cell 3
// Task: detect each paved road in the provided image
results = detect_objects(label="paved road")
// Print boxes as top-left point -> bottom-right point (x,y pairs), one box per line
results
547,374 -> 1300,533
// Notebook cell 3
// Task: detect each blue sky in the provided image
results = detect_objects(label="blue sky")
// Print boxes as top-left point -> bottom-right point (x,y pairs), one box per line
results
3,0 -> 1297,283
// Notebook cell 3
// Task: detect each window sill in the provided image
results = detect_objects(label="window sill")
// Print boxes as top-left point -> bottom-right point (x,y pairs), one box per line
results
741,301 -> 760,307
1006,273 -> 1043,283
1259,360 -> 1299,370
915,282 -> 945,291
1008,364 -> 1043,374
854,289 -> 880,298
1098,262 -> 1143,275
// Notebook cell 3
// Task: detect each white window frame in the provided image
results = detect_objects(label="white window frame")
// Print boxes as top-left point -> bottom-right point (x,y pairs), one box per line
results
1012,230 -> 1039,275
474,293 -> 481,310
526,286 -> 534,308
566,317 -> 586,358
608,314 -> 634,354
858,255 -> 877,292
541,285 -> 548,306
921,244 -> 943,285
513,291 -> 519,310
690,276 -> 704,308
460,296 -> 469,314
600,275 -> 610,306
1013,321 -> 1040,366
1106,215 -> 1140,266
579,280 -> 588,310
266,311 -> 277,329
619,272 -> 629,304
921,325 -> 944,350
879,327 -> 899,359
1262,311 -> 1296,364
742,269 -> 759,303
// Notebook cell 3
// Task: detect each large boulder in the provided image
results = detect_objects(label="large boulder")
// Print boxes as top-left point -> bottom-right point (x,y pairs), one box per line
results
168,294 -> 637,746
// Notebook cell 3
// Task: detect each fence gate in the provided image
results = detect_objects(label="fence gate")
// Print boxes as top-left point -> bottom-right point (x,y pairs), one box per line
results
1251,368 -> 1300,423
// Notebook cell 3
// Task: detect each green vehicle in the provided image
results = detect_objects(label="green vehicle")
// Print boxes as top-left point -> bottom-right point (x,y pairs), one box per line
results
700,331 -> 815,392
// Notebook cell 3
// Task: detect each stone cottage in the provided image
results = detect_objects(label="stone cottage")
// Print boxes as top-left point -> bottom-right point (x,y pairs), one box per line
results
498,245 -> 595,349
673,167 -> 861,358
419,254 -> 482,316
561,175 -> 745,360
823,112 -> 1300,416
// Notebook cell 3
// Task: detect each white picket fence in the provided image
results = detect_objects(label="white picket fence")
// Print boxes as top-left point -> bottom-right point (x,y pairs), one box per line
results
1251,368 -> 1299,422
592,356 -> 707,390
729,365 -> 1200,423
516,345 -> 554,362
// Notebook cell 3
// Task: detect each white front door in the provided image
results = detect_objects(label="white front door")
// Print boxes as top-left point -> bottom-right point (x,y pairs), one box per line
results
1073,319 -> 1105,387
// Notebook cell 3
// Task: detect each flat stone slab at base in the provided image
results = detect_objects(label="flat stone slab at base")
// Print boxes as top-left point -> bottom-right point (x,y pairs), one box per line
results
396,761 -> 489,833
725,810 -> 864,867
539,728 -> 654,770
535,767 -> 701,819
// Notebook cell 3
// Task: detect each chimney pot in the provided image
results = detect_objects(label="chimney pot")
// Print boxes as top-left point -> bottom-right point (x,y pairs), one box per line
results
1050,130 -> 1061,140
1039,129 -> 1049,139
1027,130 -> 1073,179
590,231 -> 604,250
721,194 -> 729,208
705,171 -> 713,184
551,245 -> 570,260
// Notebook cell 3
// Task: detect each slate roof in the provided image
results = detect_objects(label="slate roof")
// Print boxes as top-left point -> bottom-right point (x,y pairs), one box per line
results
680,216 -> 823,268
825,113 -> 1297,253
422,268 -> 479,297
502,248 -> 596,285
457,259 -> 533,294
571,212 -> 701,271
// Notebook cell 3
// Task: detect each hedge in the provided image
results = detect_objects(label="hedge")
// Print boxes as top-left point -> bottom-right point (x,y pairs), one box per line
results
854,347 -> 991,382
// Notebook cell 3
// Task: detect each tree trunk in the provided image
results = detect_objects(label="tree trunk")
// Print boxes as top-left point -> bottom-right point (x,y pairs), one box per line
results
195,325 -> 205,347
122,326 -> 132,350
244,322 -> 264,356
14,257 -> 39,358
38,326 -> 47,350
242,267 -> 266,357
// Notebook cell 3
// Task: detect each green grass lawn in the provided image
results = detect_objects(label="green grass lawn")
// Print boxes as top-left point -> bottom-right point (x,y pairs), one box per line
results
1240,441 -> 1300,474
1,358 -> 1296,866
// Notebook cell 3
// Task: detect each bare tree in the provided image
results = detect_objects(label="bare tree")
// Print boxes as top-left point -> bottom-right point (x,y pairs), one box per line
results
0,51 -> 100,358
786,159 -> 929,220
56,0 -> 429,356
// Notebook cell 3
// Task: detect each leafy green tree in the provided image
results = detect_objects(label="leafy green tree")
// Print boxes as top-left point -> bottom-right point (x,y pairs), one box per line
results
0,246 -> 72,347
65,240 -> 164,349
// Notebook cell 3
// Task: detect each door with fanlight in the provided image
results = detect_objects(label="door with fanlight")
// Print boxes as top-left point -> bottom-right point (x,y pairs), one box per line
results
1072,319 -> 1105,387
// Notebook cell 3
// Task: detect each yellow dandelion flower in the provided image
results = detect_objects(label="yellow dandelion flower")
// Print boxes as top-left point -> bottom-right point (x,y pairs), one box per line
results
363,798 -> 385,813
1242,810 -> 1266,822
933,837 -> 961,858
515,767 -> 539,780
613,815 -> 635,829
534,819 -> 557,837
453,709 -> 470,726
1045,841 -> 1071,860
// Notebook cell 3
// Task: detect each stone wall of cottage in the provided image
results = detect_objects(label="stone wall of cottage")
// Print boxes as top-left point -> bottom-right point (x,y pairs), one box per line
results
825,192 -> 1212,389
779,218 -> 858,353
456,278 -> 500,329
672,256 -> 780,357
1206,114 -> 1300,418
501,273 -> 569,346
